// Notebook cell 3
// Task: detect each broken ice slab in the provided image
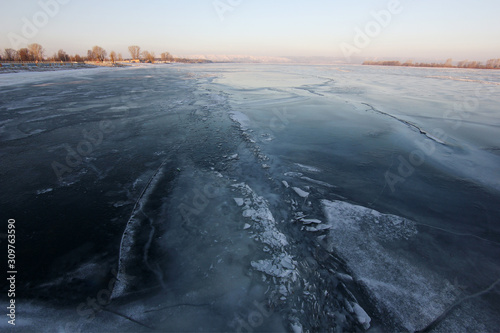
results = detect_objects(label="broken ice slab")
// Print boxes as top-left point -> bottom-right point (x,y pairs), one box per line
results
300,176 -> 336,188
305,224 -> 332,232
292,187 -> 309,198
352,303 -> 371,330
300,218 -> 322,225
233,197 -> 244,206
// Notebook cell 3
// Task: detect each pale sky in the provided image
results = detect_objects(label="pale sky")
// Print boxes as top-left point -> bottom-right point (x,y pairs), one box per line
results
0,0 -> 499,62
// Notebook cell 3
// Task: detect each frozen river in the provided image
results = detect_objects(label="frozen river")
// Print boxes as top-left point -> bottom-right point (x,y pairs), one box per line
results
1,64 -> 500,332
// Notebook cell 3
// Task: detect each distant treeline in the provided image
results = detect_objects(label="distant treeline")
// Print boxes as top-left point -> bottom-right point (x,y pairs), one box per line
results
0,43 -> 211,64
363,58 -> 500,69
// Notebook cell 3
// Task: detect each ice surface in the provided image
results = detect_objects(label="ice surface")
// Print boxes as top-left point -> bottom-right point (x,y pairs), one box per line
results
4,63 -> 500,332
426,75 -> 500,85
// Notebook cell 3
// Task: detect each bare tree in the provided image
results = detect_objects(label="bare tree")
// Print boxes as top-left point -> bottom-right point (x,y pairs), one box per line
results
141,50 -> 155,63
118,53 -> 123,61
161,52 -> 173,62
128,45 -> 140,60
4,48 -> 17,61
486,58 -> 500,69
28,43 -> 44,61
57,49 -> 69,62
109,51 -> 117,63
444,58 -> 453,67
18,48 -> 32,61
148,51 -> 156,63
92,46 -> 107,62
73,54 -> 84,63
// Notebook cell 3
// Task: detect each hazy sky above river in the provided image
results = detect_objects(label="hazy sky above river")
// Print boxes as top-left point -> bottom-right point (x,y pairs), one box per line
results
1,0 -> 499,62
